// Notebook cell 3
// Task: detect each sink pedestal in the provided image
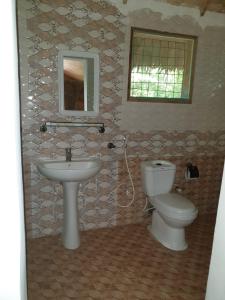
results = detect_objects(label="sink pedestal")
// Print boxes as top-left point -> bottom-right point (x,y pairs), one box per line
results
63,182 -> 80,250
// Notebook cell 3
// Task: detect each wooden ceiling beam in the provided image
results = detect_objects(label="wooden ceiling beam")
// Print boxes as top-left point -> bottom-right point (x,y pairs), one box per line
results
200,0 -> 210,16
121,0 -> 225,14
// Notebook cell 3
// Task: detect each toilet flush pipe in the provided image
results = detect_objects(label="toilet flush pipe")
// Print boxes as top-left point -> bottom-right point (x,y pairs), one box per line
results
143,197 -> 155,214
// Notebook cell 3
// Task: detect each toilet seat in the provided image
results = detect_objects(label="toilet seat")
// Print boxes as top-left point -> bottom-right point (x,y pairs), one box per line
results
151,193 -> 198,219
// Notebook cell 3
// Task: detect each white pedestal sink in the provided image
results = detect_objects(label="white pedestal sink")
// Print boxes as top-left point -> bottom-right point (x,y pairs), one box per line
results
37,158 -> 101,250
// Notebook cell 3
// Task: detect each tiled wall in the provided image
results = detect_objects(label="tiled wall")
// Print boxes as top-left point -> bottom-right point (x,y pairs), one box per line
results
18,0 -> 225,238
119,10 -> 225,132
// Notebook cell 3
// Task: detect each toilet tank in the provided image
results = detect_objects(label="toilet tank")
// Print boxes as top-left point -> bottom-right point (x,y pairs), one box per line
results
141,160 -> 176,197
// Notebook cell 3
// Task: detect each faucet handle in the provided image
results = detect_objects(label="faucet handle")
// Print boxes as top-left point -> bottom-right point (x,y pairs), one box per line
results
65,147 -> 72,161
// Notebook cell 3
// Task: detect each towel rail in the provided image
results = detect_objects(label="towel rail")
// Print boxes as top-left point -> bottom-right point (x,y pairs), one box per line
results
40,121 -> 105,133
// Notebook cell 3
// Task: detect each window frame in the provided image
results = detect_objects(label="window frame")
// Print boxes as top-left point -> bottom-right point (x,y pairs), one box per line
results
127,27 -> 198,104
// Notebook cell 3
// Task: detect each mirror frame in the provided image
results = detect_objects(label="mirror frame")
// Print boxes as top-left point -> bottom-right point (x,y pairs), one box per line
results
58,50 -> 99,117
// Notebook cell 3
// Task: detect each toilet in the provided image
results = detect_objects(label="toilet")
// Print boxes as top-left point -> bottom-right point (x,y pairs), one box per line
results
141,160 -> 198,251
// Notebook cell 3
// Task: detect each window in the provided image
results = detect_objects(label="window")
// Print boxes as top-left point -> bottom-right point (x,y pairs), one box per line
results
128,27 -> 197,104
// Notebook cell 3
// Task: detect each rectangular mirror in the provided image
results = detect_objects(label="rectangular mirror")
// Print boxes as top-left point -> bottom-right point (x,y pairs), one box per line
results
59,50 -> 99,116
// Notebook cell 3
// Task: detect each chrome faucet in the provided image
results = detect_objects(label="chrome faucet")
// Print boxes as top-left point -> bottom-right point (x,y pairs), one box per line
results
65,148 -> 72,162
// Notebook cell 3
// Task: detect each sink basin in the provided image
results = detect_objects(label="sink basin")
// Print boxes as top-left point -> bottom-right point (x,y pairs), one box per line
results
37,157 -> 102,250
37,158 -> 102,182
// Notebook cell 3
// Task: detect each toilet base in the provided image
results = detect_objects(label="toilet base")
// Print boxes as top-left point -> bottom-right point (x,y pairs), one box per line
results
148,211 -> 188,251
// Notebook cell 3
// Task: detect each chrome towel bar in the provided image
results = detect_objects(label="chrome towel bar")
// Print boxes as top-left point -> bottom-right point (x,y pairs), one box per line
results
40,121 -> 105,133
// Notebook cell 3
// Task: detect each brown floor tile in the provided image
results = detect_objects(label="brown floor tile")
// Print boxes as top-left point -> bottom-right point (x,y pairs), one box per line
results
27,214 -> 216,300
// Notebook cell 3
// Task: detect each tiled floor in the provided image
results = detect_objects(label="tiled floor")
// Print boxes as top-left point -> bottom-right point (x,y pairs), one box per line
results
27,214 -> 216,300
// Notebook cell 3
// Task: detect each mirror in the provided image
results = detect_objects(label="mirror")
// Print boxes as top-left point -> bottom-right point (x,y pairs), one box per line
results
59,50 -> 99,116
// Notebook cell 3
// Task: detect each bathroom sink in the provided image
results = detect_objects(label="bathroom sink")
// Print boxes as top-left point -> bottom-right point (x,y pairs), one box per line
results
37,157 -> 102,250
37,158 -> 102,182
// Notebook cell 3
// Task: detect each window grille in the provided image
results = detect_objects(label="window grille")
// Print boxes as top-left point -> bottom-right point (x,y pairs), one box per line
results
128,28 -> 197,103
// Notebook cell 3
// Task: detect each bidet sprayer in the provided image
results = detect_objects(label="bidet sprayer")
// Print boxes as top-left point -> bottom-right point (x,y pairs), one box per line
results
124,135 -> 128,148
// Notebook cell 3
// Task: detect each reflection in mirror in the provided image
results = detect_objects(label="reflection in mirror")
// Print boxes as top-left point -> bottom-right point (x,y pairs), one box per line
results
64,58 -> 86,111
59,51 -> 99,116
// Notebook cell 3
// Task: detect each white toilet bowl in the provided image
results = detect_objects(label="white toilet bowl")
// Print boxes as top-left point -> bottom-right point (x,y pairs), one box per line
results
149,193 -> 198,251
141,160 -> 198,251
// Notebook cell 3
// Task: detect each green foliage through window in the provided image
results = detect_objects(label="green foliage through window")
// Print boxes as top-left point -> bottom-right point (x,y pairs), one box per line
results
128,27 -> 197,103
131,67 -> 184,98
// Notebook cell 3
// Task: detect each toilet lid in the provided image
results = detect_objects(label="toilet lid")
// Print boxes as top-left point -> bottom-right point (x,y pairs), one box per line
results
151,193 -> 197,217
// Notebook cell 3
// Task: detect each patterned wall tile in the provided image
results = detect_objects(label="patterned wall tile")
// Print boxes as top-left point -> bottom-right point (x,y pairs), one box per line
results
17,0 -> 225,238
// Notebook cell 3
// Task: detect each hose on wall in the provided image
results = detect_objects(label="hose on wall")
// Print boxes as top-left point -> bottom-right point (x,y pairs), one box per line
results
109,136 -> 135,208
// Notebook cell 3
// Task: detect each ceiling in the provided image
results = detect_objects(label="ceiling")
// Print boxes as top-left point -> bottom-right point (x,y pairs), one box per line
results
166,0 -> 225,14
123,0 -> 225,15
